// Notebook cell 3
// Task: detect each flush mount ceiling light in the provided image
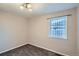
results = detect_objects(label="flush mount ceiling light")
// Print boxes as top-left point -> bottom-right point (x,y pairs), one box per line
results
20,3 -> 32,11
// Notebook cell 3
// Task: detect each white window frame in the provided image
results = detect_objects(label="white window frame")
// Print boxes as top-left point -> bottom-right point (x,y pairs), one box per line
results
48,16 -> 67,39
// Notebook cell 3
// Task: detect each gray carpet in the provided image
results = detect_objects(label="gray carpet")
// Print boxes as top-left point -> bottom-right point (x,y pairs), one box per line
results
0,44 -> 62,56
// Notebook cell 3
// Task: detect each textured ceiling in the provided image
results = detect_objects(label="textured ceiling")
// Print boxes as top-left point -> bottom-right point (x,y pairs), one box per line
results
0,3 -> 79,18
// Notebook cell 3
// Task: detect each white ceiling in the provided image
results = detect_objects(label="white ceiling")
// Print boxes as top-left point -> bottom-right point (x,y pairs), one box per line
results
0,3 -> 79,18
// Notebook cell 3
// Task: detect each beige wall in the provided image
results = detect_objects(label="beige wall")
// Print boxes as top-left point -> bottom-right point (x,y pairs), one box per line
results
28,8 -> 77,56
0,11 -> 28,53
77,7 -> 79,55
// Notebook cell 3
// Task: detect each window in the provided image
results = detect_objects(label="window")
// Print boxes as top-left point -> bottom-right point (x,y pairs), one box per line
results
48,16 -> 67,39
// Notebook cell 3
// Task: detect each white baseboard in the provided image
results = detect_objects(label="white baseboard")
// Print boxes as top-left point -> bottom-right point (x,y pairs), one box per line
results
0,43 -> 28,54
0,43 -> 69,56
28,43 -> 69,56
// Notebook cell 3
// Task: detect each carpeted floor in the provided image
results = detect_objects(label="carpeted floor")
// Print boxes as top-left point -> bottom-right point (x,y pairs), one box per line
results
0,44 -> 63,56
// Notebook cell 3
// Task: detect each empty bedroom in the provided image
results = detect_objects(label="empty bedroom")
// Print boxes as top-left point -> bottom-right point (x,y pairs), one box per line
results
0,3 -> 79,56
